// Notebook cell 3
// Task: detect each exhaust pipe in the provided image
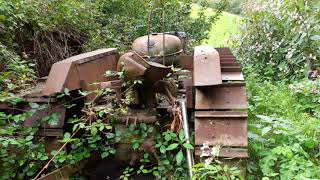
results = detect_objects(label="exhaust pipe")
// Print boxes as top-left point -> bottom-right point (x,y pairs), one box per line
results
179,100 -> 194,179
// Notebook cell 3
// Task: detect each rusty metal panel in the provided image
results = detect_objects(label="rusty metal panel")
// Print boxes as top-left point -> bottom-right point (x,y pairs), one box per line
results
42,48 -> 118,96
195,83 -> 247,110
42,62 -> 79,95
221,66 -> 241,72
195,113 -> 247,146
216,47 -> 234,56
179,55 -> 194,109
195,147 -> 248,158
23,104 -> 66,128
179,55 -> 193,70
44,137 -> 64,152
193,46 -> 222,86
220,57 -> 237,62
0,103 -> 10,110
221,62 -> 239,67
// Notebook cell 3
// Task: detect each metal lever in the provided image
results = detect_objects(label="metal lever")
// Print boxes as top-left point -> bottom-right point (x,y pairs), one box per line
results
179,100 -> 194,179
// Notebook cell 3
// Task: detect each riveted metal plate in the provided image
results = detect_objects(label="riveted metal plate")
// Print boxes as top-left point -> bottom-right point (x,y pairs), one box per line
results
193,46 -> 222,86
195,83 -> 247,110
195,113 -> 247,146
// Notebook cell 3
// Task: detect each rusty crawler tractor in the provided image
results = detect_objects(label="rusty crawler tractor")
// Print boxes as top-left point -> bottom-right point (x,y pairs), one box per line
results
0,33 -> 248,179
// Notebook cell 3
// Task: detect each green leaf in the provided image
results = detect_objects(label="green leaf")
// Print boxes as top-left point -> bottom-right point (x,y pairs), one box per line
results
164,134 -> 171,141
142,169 -> 148,173
160,146 -> 166,153
310,35 -> 320,41
99,125 -> 104,131
64,88 -> 70,95
25,135 -> 33,141
183,143 -> 194,149
132,143 -> 139,150
101,152 -> 109,159
305,138 -> 317,149
163,160 -> 170,165
261,126 -> 272,136
72,123 -> 79,132
148,127 -> 154,133
91,127 -> 97,135
48,113 -> 60,126
40,155 -> 48,161
153,171 -> 159,176
176,150 -> 184,165
256,115 -> 273,123
166,143 -> 179,151
64,132 -> 71,139
179,130 -> 185,141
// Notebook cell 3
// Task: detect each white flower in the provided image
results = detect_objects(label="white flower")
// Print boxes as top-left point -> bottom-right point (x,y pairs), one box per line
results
200,142 -> 211,157
200,142 -> 209,150
204,157 -> 213,167
211,146 -> 220,157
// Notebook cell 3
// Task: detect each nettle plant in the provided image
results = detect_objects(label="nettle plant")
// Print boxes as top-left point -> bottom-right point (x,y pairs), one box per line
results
235,0 -> 320,81
248,115 -> 320,179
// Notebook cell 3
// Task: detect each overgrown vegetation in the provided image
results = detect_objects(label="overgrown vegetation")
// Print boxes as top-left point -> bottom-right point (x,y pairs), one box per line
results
206,0 -> 244,14
236,0 -> 320,81
0,0 -> 228,179
233,0 -> 320,179
245,76 -> 320,179
0,0 -> 224,77
1,0 -> 320,179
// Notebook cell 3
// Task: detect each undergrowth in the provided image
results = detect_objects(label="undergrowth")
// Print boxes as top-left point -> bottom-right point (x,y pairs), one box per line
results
245,74 -> 320,179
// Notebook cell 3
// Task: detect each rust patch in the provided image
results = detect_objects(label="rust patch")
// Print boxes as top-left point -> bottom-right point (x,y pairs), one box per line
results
195,112 -> 247,146
42,48 -> 118,97
193,46 -> 222,86
195,83 -> 247,110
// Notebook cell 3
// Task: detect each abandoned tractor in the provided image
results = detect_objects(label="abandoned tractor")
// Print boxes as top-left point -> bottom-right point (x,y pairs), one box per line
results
0,32 -> 248,179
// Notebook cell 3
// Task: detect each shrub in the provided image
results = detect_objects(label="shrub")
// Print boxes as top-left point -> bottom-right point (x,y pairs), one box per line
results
246,77 -> 320,179
289,79 -> 320,118
0,0 -> 99,76
0,0 -> 224,76
0,43 -> 35,94
234,0 -> 320,81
